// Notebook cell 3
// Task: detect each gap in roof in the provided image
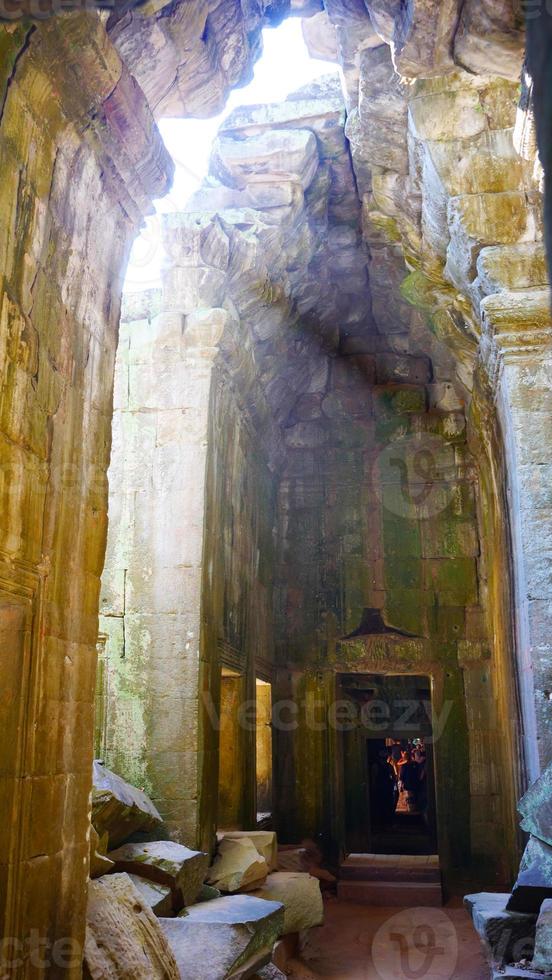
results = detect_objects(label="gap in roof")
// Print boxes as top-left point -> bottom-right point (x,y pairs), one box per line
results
124,18 -> 337,292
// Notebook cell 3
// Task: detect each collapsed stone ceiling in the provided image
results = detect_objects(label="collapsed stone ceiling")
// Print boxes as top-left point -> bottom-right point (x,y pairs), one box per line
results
117,0 -> 540,448
155,68 -> 465,468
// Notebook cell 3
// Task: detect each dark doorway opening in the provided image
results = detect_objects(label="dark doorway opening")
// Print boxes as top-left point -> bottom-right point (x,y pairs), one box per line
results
340,673 -> 438,856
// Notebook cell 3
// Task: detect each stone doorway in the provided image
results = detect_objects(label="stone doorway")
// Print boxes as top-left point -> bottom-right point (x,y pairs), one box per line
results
340,673 -> 438,857
218,667 -> 247,831
256,678 -> 273,825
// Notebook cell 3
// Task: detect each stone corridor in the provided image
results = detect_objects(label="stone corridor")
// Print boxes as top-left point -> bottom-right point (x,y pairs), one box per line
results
3,1 -> 552,978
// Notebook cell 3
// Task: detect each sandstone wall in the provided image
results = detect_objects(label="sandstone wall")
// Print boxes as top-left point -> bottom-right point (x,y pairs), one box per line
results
0,16 -> 171,969
3,0 -> 552,965
319,4 -> 552,785
100,74 -> 526,887
100,216 -> 278,850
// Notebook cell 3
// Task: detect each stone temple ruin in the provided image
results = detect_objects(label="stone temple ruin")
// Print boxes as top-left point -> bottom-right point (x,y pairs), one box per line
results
4,1 -> 552,978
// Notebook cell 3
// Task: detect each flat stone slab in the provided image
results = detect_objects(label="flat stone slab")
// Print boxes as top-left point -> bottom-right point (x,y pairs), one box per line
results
464,893 -> 536,965
108,840 -> 209,907
493,970 -> 546,980
159,895 -> 284,979
127,874 -> 173,916
84,873 -> 180,979
251,872 -> 323,935
92,761 -> 163,849
208,837 -> 268,893
218,832 -> 278,872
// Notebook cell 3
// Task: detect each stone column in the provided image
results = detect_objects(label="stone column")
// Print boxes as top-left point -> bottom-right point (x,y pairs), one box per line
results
481,289 -> 552,778
100,215 -> 230,846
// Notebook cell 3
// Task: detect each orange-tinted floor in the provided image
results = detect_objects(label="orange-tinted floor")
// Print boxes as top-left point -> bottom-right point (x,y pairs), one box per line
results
291,897 -> 488,980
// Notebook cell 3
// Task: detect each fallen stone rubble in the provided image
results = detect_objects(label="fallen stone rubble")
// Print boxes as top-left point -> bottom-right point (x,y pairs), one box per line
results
86,764 -> 324,979
465,762 -> 552,978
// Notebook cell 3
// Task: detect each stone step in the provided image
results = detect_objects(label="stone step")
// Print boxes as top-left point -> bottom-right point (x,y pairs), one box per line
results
337,879 -> 443,907
340,853 -> 441,883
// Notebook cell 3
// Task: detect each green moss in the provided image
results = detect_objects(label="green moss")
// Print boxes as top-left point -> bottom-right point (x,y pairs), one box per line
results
400,270 -> 437,311
385,589 -> 426,636
373,386 -> 427,418
383,514 -> 422,558
430,557 -> 478,605
384,555 -> 423,591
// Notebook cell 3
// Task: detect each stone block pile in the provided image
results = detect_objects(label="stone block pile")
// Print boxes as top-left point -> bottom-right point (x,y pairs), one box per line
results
85,763 -> 324,978
465,763 -> 552,978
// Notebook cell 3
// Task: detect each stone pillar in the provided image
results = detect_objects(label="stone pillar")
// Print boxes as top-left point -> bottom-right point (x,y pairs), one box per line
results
0,17 -> 172,971
481,289 -> 552,778
100,214 -> 230,846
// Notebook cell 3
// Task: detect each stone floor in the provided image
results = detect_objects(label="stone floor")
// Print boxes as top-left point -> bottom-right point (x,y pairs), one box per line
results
293,896 -> 488,979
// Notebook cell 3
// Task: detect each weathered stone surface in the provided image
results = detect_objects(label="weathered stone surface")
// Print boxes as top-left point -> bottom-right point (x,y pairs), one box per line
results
197,884 -> 222,902
108,840 -> 209,907
159,895 -> 284,979
211,130 -> 318,190
533,898 -> 552,972
251,873 -> 324,935
208,838 -> 269,894
454,0 -> 524,81
464,893 -> 536,966
302,10 -> 339,63
92,762 -> 163,848
90,825 -> 115,879
5,0 -> 552,972
218,832 -> 278,872
254,966 -> 287,980
519,764 -> 552,848
128,875 -> 174,917
507,863 -> 552,915
84,873 -> 180,979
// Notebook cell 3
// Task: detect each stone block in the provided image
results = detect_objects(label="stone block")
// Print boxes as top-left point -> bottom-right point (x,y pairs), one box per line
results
409,90 -> 487,142
373,385 -> 427,418
426,558 -> 478,606
426,130 -> 523,198
494,970 -> 545,980
519,763 -> 552,848
476,243 -> 547,296
211,129 -> 318,191
128,875 -> 173,916
207,838 -> 269,893
108,840 -> 209,907
159,895 -> 284,980
91,761 -> 163,849
376,354 -> 432,385
533,898 -> 552,973
217,832 -> 278,872
251,872 -> 323,935
507,861 -> 552,915
84,873 -> 180,979
446,192 -> 532,292
464,893 -> 536,966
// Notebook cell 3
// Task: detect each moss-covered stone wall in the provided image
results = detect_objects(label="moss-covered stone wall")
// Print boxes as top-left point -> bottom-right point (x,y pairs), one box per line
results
273,347 -> 517,887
